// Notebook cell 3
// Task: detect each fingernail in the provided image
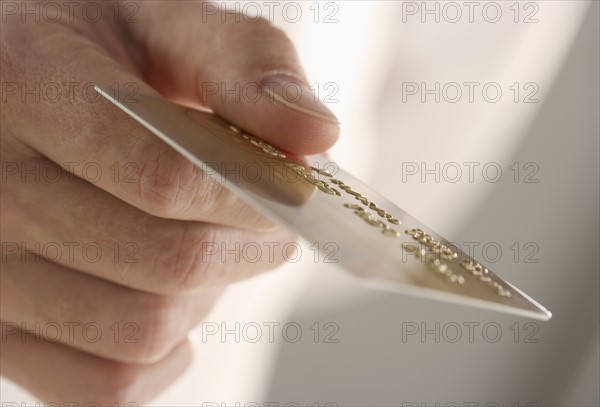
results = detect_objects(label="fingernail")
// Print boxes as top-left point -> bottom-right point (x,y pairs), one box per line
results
261,74 -> 339,124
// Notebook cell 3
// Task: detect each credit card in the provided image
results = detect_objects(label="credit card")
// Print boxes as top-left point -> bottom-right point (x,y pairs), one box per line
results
95,85 -> 551,321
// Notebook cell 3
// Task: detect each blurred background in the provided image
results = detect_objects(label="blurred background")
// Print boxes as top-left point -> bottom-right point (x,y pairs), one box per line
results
2,1 -> 598,406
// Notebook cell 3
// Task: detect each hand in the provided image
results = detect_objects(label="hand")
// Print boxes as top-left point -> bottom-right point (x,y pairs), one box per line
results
0,1 -> 339,403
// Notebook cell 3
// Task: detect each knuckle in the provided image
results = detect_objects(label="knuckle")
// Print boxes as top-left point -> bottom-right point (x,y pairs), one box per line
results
149,224 -> 219,293
133,142 -> 202,218
118,294 -> 185,364
244,17 -> 298,57
209,15 -> 301,76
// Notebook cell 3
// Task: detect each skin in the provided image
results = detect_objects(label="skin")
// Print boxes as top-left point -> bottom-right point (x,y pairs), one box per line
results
0,1 -> 339,403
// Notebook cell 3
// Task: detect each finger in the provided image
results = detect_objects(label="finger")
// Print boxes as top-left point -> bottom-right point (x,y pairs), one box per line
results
1,256 -> 221,364
1,154 -> 297,294
123,1 -> 340,154
0,17 -> 272,226
0,323 -> 191,405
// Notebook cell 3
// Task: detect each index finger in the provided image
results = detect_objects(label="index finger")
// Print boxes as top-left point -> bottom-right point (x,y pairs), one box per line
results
1,20 -> 274,227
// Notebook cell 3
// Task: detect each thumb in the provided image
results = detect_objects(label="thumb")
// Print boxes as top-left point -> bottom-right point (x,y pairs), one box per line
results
123,1 -> 340,155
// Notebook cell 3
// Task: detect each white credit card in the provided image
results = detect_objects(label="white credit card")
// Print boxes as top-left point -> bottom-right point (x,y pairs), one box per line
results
95,85 -> 551,321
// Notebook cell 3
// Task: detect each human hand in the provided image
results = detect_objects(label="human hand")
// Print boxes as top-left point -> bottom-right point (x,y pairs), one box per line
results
0,0 -> 338,403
